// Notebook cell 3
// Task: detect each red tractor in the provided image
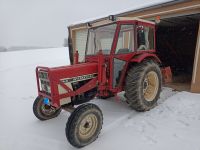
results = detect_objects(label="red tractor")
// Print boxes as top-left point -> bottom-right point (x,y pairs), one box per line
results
33,16 -> 162,148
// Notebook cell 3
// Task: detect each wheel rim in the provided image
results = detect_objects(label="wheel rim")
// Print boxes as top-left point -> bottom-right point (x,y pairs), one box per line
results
41,103 -> 56,116
78,114 -> 98,140
143,71 -> 159,102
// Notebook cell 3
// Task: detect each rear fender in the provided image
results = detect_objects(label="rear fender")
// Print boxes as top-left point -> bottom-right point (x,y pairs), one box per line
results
130,53 -> 161,64
117,53 -> 161,90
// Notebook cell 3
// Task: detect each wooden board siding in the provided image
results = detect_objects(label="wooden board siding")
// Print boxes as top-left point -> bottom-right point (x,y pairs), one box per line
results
191,21 -> 200,93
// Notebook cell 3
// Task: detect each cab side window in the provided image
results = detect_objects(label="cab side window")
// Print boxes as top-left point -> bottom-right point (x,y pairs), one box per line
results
137,26 -> 154,50
115,25 -> 134,54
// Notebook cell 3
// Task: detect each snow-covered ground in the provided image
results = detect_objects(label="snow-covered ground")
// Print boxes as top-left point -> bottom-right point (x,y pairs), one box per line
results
0,48 -> 200,150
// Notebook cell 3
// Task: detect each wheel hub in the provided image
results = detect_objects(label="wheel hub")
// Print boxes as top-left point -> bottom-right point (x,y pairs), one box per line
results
143,71 -> 159,102
79,114 -> 98,140
41,103 -> 56,116
143,78 -> 149,92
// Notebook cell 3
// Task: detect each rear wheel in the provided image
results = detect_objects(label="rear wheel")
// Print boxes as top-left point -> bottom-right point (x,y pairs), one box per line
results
33,96 -> 62,120
66,103 -> 103,148
125,60 -> 162,111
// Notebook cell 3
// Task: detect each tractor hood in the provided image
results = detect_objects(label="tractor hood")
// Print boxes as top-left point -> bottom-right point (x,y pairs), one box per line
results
48,62 -> 98,81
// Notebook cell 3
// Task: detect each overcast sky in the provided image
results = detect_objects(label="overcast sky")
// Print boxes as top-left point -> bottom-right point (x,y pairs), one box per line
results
0,0 -> 171,48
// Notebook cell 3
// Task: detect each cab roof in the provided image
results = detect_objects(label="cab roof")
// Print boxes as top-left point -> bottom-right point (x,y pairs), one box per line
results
87,16 -> 155,28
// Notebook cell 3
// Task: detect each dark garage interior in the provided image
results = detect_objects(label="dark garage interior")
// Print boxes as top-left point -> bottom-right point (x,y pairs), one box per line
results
156,14 -> 200,91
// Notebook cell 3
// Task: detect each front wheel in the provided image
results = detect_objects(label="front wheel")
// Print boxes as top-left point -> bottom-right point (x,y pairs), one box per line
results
33,96 -> 62,120
65,103 -> 103,148
125,60 -> 162,111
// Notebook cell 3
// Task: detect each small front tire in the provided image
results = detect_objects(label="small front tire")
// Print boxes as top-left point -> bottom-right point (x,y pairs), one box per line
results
33,96 -> 62,121
65,103 -> 103,148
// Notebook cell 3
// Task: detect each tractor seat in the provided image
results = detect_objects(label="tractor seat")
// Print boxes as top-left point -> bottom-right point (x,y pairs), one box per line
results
116,48 -> 131,54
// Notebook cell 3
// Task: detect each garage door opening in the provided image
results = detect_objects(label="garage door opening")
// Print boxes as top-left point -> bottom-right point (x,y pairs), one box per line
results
156,14 -> 200,91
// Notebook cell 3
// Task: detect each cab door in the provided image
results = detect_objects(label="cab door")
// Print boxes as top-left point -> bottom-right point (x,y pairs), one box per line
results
110,24 -> 135,90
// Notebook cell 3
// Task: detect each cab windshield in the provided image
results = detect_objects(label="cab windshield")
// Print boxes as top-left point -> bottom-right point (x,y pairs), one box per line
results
86,23 -> 117,55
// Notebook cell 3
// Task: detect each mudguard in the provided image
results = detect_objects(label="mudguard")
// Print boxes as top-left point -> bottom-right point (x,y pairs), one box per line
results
130,52 -> 161,64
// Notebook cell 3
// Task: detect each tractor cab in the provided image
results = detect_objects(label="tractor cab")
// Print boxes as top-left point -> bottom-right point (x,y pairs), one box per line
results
85,17 -> 155,56
82,17 -> 157,93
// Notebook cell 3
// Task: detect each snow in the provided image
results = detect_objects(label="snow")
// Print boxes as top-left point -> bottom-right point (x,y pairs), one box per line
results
0,47 -> 200,150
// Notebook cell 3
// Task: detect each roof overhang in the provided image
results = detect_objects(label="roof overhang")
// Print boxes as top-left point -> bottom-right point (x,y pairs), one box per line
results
68,0 -> 189,29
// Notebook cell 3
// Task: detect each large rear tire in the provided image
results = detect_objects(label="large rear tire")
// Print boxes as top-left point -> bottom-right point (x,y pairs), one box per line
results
33,96 -> 62,120
65,103 -> 103,148
125,60 -> 162,111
